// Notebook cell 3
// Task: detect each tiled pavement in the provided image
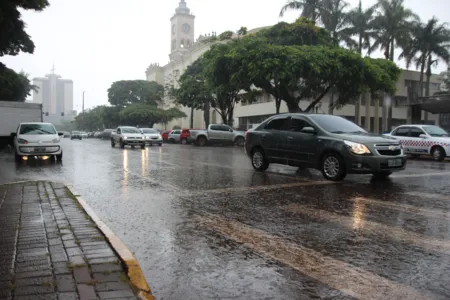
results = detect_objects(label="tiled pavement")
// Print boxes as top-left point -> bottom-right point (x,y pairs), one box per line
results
0,181 -> 140,300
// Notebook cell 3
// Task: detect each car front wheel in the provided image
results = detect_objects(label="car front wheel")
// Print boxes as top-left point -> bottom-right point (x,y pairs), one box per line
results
251,148 -> 269,171
321,152 -> 346,181
234,136 -> 245,147
431,146 -> 445,162
141,143 -> 145,149
56,152 -> 63,162
111,139 -> 115,147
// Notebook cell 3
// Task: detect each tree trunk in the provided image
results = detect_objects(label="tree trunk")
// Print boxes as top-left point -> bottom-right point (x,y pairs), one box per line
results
286,101 -> 300,113
275,98 -> 281,114
425,56 -> 432,97
419,57 -> 426,97
328,89 -> 335,115
203,103 -> 210,128
365,93 -> 371,131
374,95 -> 380,134
190,107 -> 194,128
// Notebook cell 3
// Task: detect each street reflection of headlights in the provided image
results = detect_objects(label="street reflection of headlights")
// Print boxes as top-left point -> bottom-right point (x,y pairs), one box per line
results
344,140 -> 371,155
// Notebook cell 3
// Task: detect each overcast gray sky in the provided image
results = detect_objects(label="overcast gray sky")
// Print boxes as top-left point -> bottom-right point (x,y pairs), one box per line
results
2,0 -> 449,110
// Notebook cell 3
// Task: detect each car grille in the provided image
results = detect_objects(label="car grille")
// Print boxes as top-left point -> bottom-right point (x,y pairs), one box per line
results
374,144 -> 402,156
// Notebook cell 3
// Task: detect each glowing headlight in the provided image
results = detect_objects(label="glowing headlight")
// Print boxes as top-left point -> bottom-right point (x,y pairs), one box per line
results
52,138 -> 60,143
123,136 -> 128,140
344,140 -> 371,155
18,138 -> 28,144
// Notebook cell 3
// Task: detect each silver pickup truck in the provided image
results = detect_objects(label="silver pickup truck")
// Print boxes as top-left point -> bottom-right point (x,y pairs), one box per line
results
111,126 -> 146,149
189,124 -> 245,146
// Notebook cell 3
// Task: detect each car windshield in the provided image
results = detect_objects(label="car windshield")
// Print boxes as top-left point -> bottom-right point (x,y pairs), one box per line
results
121,127 -> 141,133
422,125 -> 449,137
142,129 -> 158,134
309,115 -> 367,134
19,124 -> 57,135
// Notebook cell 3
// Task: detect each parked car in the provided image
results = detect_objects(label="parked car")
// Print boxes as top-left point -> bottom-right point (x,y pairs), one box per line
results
168,130 -> 181,143
180,129 -> 198,144
98,129 -> 114,140
111,126 -> 146,149
384,124 -> 449,161
11,122 -> 64,162
161,130 -> 171,142
71,131 -> 82,140
140,128 -> 163,146
81,132 -> 88,139
189,124 -> 245,146
63,132 -> 70,138
245,114 -> 407,181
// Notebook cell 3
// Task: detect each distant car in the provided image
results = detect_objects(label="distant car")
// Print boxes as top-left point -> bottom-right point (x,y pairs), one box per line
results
245,114 -> 406,181
81,132 -> 88,139
140,128 -> 163,146
98,129 -> 113,140
63,132 -> 70,138
168,130 -> 181,143
189,124 -> 245,146
71,131 -> 82,140
384,124 -> 450,161
180,129 -> 198,144
111,126 -> 146,149
161,130 -> 171,142
12,122 -> 64,162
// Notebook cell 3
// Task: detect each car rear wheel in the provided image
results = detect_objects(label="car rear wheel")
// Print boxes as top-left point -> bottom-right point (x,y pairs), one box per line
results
234,136 -> 245,147
251,148 -> 269,171
431,146 -> 445,162
321,153 -> 346,181
111,139 -> 115,147
197,136 -> 207,147
181,138 -> 187,145
141,143 -> 145,149
159,143 -> 162,146
120,140 -> 125,148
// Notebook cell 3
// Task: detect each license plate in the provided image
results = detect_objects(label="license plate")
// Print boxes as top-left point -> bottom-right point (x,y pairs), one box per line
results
33,147 -> 43,152
388,158 -> 402,167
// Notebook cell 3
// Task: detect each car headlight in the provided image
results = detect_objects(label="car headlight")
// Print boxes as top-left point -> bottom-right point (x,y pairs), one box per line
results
17,138 -> 28,144
344,140 -> 371,155
52,138 -> 60,143
123,136 -> 128,140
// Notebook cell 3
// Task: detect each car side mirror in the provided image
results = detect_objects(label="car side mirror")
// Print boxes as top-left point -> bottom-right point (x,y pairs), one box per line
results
58,132 -> 64,136
419,134 -> 428,139
10,133 -> 16,137
301,127 -> 316,134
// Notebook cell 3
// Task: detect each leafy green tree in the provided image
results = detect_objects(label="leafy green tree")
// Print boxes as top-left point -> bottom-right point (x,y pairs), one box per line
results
0,0 -> 49,57
168,59 -> 213,128
0,64 -> 37,101
319,0 -> 352,47
279,0 -> 324,23
119,104 -> 186,128
372,0 -> 419,61
401,17 -> 450,97
107,80 -> 164,107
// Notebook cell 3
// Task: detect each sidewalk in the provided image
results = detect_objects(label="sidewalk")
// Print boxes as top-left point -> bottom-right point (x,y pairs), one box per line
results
0,181 -> 153,300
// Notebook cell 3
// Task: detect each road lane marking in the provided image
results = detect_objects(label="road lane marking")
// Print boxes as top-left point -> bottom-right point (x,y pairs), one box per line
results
197,214 -> 434,300
187,180 -> 336,196
285,203 -> 450,254
350,197 -> 450,221
392,171 -> 450,178
402,192 -> 450,201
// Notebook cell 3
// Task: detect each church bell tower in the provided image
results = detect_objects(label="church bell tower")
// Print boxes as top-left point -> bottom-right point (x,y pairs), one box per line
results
169,0 -> 195,62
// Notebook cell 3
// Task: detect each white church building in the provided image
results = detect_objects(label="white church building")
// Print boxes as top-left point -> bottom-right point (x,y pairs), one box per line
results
146,0 -> 444,132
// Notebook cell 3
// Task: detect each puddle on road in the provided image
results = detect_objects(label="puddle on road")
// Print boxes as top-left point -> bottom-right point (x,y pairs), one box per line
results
196,214 -> 436,300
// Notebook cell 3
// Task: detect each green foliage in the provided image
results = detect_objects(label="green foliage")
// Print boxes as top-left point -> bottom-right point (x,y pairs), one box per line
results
107,80 -> 164,107
279,0 -> 323,22
237,27 -> 248,36
257,18 -> 332,46
0,63 -> 37,101
0,0 -> 49,57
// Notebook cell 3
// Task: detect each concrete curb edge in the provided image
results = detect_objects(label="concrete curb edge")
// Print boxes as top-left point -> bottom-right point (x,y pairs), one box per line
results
66,185 -> 155,300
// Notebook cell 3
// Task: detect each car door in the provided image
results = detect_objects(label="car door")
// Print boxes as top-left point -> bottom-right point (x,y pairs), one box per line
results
114,128 -> 121,142
285,117 -> 318,165
220,125 -> 235,142
208,125 -> 222,141
409,126 -> 429,154
260,116 -> 290,163
390,127 -> 410,153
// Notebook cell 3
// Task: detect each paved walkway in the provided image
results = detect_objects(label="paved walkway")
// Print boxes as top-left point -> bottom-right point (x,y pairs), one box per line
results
0,181 -> 140,300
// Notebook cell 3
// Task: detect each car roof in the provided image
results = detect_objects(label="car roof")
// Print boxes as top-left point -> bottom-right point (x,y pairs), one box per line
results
20,122 -> 53,125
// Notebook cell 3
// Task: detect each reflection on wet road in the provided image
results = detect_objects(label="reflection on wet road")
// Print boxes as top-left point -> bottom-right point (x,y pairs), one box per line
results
1,139 -> 450,299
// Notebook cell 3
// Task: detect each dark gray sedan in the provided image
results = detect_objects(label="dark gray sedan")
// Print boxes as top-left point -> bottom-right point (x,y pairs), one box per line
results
244,114 -> 407,181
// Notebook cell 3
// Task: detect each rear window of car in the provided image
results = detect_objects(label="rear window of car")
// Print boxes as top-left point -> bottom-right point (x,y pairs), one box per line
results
142,129 -> 158,133
19,124 -> 56,135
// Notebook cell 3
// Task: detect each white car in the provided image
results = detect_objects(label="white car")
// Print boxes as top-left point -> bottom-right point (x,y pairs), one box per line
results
385,124 -> 450,161
140,128 -> 163,146
12,122 -> 63,162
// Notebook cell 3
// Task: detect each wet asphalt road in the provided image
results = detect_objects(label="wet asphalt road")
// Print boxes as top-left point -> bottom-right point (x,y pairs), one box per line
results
1,138 -> 450,299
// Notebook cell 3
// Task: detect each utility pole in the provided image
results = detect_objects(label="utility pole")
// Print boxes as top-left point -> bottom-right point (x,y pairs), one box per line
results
82,91 -> 85,130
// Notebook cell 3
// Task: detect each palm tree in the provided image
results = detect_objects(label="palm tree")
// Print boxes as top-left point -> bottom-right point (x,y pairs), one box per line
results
371,0 -> 419,61
279,0 -> 324,23
342,0 -> 377,54
401,17 -> 450,97
319,0 -> 352,46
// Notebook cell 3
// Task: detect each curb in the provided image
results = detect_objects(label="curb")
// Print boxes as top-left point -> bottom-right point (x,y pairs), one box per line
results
66,185 -> 155,300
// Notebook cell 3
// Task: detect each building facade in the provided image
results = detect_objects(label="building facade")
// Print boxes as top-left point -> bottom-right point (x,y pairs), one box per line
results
32,69 -> 75,125
146,0 -> 445,132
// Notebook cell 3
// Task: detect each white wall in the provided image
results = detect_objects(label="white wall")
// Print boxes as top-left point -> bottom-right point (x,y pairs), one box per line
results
64,82 -> 73,114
